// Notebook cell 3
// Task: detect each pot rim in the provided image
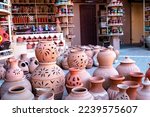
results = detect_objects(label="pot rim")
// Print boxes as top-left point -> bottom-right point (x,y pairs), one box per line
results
109,75 -> 125,80
71,87 -> 87,94
89,76 -> 105,83
8,86 -> 25,94
122,81 -> 140,88
130,72 -> 144,78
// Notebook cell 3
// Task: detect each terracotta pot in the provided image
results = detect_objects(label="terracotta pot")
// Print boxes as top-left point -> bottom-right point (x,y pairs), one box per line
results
66,67 -> 83,94
86,57 -> 93,69
56,55 -> 64,67
116,57 -> 140,80
17,37 -> 24,43
114,84 -> 130,100
31,62 -> 65,100
38,92 -> 54,100
35,41 -> 58,63
65,87 -> 94,100
28,57 -> 39,73
137,78 -> 150,100
61,56 -> 69,70
0,77 -> 32,97
93,45 -> 101,55
145,63 -> 150,80
93,66 -> 119,90
89,77 -> 109,100
81,46 -> 94,58
130,72 -> 144,85
97,48 -> 116,67
5,58 -> 24,82
27,42 -> 33,49
122,81 -> 140,100
20,53 -> 30,64
0,63 -> 6,80
18,60 -> 29,73
107,75 -> 125,100
1,86 -> 34,100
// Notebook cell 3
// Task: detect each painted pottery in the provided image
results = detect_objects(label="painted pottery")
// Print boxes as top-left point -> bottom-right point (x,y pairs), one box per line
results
145,63 -> 150,80
107,75 -> 125,100
137,78 -> 150,100
1,86 -> 34,100
65,87 -> 94,100
122,81 -> 140,100
114,84 -> 130,100
89,77 -> 109,100
0,63 -> 6,80
116,57 -> 140,80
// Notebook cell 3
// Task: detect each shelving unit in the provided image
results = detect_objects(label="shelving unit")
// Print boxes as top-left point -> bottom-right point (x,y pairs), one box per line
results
0,0 -> 13,61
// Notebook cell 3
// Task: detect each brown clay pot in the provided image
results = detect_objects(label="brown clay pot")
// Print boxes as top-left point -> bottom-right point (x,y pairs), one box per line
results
130,72 -> 144,85
122,81 -> 140,100
107,75 -> 125,100
81,46 -> 94,58
66,67 -> 83,94
0,63 -> 6,80
38,92 -> 54,100
35,41 -> 58,63
65,87 -> 94,100
145,63 -> 150,80
89,77 -> 109,100
116,57 -> 140,80
137,78 -> 150,100
1,86 -> 34,100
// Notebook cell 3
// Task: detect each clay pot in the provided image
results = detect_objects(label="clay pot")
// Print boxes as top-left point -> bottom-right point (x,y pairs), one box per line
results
31,62 -> 65,100
28,57 -> 39,73
122,81 -> 140,100
1,86 -> 34,100
114,84 -> 130,100
20,53 -> 30,64
81,46 -> 94,58
93,53 -> 99,67
93,66 -> 119,90
27,42 -> 33,49
86,57 -> 93,69
18,60 -> 29,73
66,67 -> 83,94
38,92 -> 54,100
0,63 -> 6,80
116,57 -> 140,80
145,63 -> 150,80
137,78 -> 150,100
107,75 -> 125,100
130,72 -> 144,85
97,48 -> 116,67
35,41 -> 58,63
0,76 -> 32,97
65,87 -> 94,100
17,37 -> 24,43
61,55 -> 69,70
89,77 -> 109,100
5,58 -> 24,82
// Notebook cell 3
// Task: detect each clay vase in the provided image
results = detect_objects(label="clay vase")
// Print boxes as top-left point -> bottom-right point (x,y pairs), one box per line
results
145,63 -> 150,80
81,46 -> 94,58
1,86 -> 34,100
93,53 -> 99,67
35,41 -> 58,63
86,57 -> 93,69
5,58 -> 24,82
65,87 -> 94,100
38,92 -> 54,100
66,67 -> 83,94
122,81 -> 140,100
130,72 -> 144,86
89,77 -> 109,100
107,75 -> 125,100
116,57 -> 140,80
28,57 -> 39,73
114,84 -> 130,100
18,60 -> 29,73
137,78 -> 150,100
0,63 -> 6,80
61,55 -> 69,70
20,53 -> 30,64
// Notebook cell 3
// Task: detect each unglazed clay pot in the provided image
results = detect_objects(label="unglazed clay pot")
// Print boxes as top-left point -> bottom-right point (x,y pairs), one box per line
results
86,57 -> 93,69
66,67 -> 83,94
18,60 -> 29,73
28,57 -> 39,73
114,84 -> 130,100
130,72 -> 144,86
93,66 -> 119,90
20,53 -> 30,64
93,53 -> 99,67
137,78 -> 150,100
38,92 -> 54,100
0,63 -> 6,80
81,46 -> 94,58
35,41 -> 58,63
116,57 -> 140,80
145,63 -> 150,80
1,86 -> 34,100
61,55 -> 69,70
89,77 -> 109,100
5,58 -> 24,82
65,87 -> 94,100
97,48 -> 116,67
107,75 -> 125,100
122,81 -> 140,100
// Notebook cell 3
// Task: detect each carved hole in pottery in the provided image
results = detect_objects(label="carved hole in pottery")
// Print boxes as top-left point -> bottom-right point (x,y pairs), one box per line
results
52,52 -> 54,54
78,56 -> 79,58
35,60 -> 38,65
51,47 -> 53,49
45,83 -> 49,86
77,77 -> 80,81
68,77 -> 70,80
73,83 -> 75,86
81,59 -> 83,61
25,62 -> 28,65
73,77 -> 75,81
73,88 -> 86,93
11,87 -> 24,92
21,63 -> 26,67
44,45 -> 46,46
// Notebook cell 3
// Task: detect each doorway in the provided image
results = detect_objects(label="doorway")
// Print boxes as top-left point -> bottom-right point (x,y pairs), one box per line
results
80,5 -> 97,45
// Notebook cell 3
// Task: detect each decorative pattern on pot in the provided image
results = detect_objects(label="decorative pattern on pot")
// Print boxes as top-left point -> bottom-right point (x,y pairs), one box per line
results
89,77 -> 109,100
65,87 -> 94,100
35,41 -> 58,63
0,63 -> 6,80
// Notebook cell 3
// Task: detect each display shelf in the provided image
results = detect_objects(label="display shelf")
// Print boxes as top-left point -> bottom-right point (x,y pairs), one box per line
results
108,14 -> 123,17
108,23 -> 123,26
0,49 -> 13,61
55,14 -> 74,17
107,4 -> 123,7
55,3 -> 74,6
12,3 -> 55,5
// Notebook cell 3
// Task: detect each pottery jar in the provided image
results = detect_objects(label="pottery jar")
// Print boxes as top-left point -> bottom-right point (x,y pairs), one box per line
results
114,84 -> 130,100
18,60 -> 29,73
93,53 -> 99,67
116,56 -> 140,80
61,55 -> 69,70
65,87 -> 94,100
130,72 -> 144,86
145,63 -> 150,80
20,53 -> 30,64
17,37 -> 24,43
137,78 -> 150,100
80,46 -> 94,58
122,81 -> 140,100
35,41 -> 58,63
28,57 -> 39,73
0,63 -> 6,80
89,77 -> 109,100
1,86 -> 34,100
66,67 -> 83,94
38,92 -> 54,100
86,57 -> 94,69
107,75 -> 125,100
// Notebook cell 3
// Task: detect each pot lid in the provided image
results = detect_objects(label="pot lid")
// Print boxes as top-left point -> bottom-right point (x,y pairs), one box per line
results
142,78 -> 150,86
120,56 -> 135,64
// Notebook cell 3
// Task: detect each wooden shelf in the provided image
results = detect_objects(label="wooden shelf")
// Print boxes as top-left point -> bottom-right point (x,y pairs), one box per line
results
0,49 -> 13,60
